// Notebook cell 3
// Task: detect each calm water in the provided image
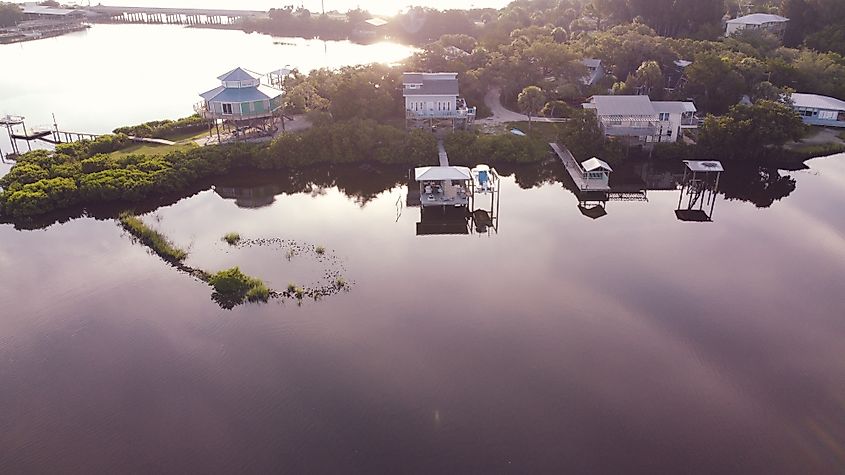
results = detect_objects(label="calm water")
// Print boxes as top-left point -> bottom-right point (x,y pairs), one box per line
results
0,23 -> 414,161
0,154 -> 844,473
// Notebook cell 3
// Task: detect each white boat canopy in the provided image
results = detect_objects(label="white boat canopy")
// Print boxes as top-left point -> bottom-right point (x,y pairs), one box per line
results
581,157 -> 613,172
415,166 -> 472,182
684,160 -> 724,172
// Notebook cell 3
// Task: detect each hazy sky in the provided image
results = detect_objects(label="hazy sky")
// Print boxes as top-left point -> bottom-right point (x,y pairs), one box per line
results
65,0 -> 511,15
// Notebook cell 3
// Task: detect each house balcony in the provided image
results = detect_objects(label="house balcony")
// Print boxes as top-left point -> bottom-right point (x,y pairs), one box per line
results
603,123 -> 658,137
406,107 -> 477,120
194,102 -> 281,121
680,114 -> 702,128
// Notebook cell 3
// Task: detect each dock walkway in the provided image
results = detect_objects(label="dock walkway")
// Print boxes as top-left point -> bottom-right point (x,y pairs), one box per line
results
437,140 -> 449,166
549,142 -> 610,192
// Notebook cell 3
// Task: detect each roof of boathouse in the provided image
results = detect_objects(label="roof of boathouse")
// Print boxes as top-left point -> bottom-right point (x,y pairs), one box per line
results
684,161 -> 724,173
414,166 -> 472,182
581,158 -> 613,172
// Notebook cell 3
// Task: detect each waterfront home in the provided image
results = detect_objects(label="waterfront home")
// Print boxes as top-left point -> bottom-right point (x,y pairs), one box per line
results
403,73 -> 476,129
196,68 -> 284,137
582,95 -> 698,146
725,13 -> 789,38
580,59 -> 605,87
790,93 -> 845,128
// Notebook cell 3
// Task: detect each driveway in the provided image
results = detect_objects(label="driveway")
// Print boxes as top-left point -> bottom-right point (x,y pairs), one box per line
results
476,88 -> 569,125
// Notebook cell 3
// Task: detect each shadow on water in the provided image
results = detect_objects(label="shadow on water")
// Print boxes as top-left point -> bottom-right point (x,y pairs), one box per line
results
0,160 -> 800,231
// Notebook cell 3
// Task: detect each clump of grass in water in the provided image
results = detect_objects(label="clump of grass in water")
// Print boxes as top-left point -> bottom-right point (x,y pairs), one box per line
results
315,245 -> 326,255
335,277 -> 347,289
118,212 -> 187,263
209,267 -> 270,308
222,232 -> 241,245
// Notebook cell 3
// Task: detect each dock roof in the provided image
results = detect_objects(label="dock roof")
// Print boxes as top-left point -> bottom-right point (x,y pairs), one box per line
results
582,157 -> 613,172
415,166 -> 471,182
684,161 -> 724,173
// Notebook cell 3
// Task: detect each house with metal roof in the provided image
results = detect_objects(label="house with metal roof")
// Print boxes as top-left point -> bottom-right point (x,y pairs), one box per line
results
726,13 -> 789,38
790,93 -> 845,128
403,72 -> 475,129
196,67 -> 284,139
583,95 -> 698,146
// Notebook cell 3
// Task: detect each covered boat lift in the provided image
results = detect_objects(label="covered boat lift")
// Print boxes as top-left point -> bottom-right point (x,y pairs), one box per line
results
414,166 -> 472,208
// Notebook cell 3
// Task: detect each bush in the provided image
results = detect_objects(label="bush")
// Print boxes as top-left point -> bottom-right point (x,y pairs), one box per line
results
209,267 -> 269,306
114,115 -> 209,139
222,232 -> 241,245
444,131 -> 547,164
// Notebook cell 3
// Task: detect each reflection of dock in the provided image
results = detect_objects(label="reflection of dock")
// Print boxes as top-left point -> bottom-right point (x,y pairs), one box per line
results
550,143 -> 611,192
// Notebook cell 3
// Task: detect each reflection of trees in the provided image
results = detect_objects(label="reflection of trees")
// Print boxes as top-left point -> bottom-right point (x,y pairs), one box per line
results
720,165 -> 797,208
495,160 -> 566,190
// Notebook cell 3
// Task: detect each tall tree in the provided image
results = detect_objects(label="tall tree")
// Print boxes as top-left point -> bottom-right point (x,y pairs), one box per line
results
518,86 -> 546,129
0,2 -> 23,27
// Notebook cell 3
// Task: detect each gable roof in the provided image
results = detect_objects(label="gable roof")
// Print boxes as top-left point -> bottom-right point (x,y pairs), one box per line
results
791,93 -> 845,111
589,95 -> 656,116
581,58 -> 602,69
727,13 -> 788,25
217,67 -> 262,82
403,72 -> 460,96
415,166 -> 472,181
581,157 -> 613,172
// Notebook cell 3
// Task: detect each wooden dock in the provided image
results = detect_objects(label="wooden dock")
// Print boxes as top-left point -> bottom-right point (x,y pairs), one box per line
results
437,140 -> 449,166
549,143 -> 611,192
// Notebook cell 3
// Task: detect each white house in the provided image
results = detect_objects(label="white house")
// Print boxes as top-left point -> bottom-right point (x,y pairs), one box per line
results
403,72 -> 475,129
790,93 -> 845,128
583,95 -> 698,146
726,13 -> 789,38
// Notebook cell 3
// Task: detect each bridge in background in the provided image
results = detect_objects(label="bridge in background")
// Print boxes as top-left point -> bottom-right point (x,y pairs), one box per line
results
87,5 -> 269,25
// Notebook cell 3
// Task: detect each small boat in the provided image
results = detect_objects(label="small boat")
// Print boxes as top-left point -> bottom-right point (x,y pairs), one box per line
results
510,128 -> 526,136
472,164 -> 496,193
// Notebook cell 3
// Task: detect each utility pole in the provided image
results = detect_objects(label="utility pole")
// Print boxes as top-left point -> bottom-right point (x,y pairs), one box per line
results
321,0 -> 325,15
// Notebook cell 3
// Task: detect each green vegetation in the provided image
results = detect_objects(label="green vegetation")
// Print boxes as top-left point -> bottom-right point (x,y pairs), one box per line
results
315,245 -> 326,255
208,267 -> 270,307
113,115 -> 209,139
444,131 -> 548,165
222,232 -> 241,245
698,100 -> 809,160
118,212 -> 188,263
838,131 -> 845,142
518,86 -> 547,128
0,2 -> 22,28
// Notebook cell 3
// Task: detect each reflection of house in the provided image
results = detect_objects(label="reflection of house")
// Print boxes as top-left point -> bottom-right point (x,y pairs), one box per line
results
582,95 -> 698,146
580,58 -> 605,87
726,13 -> 789,38
791,93 -> 845,128
403,72 -> 475,129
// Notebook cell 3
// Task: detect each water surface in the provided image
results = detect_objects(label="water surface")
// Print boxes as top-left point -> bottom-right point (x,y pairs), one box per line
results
1,156 -> 843,473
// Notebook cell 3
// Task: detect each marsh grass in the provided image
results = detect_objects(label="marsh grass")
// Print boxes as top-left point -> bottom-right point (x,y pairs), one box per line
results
315,245 -> 326,255
118,212 -> 188,263
222,232 -> 241,245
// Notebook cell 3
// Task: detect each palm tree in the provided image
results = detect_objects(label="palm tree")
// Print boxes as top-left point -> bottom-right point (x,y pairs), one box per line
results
518,86 -> 546,131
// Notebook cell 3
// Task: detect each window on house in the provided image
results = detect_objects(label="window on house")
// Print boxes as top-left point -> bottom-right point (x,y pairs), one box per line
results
819,110 -> 837,120
659,112 -> 670,121
222,103 -> 233,115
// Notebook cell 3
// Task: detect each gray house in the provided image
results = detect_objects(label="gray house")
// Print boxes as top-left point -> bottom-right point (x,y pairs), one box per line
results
580,58 -> 605,87
791,93 -> 845,128
404,72 -> 475,129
